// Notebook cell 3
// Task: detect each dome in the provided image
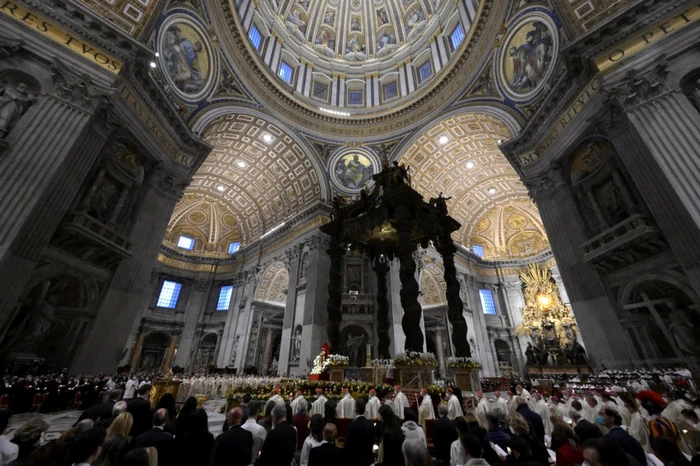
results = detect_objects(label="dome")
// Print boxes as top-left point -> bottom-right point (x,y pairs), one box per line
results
212,0 -> 502,139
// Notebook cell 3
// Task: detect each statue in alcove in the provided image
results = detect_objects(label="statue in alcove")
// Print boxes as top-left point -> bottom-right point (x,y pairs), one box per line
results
291,326 -> 302,361
0,82 -> 35,138
346,334 -> 366,367
2,280 -> 59,355
668,305 -> 700,355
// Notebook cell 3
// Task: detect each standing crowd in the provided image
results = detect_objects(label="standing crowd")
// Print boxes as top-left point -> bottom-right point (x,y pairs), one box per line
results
1,379 -> 700,466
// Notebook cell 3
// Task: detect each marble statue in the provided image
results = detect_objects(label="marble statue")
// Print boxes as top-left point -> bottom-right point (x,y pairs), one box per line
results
668,306 -> 700,355
291,326 -> 302,361
0,82 -> 34,138
346,334 -> 365,367
3,280 -> 57,355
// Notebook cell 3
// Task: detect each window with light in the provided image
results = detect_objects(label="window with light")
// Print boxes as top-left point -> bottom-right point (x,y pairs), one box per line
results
479,289 -> 497,315
418,61 -> 433,83
217,285 -> 233,311
228,242 -> 241,254
279,61 -> 294,85
450,23 -> 465,51
177,235 -> 195,250
472,244 -> 485,258
348,89 -> 363,105
383,82 -> 398,101
313,82 -> 328,100
248,25 -> 262,50
156,281 -> 182,309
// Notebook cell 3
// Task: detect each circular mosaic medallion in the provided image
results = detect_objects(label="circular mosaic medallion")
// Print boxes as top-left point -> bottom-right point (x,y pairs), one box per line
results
158,13 -> 216,102
475,217 -> 490,233
328,147 -> 380,195
495,9 -> 558,102
188,210 -> 207,225
507,214 -> 527,230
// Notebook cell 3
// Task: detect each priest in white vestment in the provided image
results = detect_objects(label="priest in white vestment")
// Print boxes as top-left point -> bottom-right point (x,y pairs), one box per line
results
269,387 -> 285,407
447,388 -> 464,420
311,388 -> 327,417
418,388 -> 435,425
533,393 -> 553,437
393,385 -> 409,420
124,378 -> 136,399
290,390 -> 305,414
337,388 -> 356,418
366,389 -> 381,420
474,392 -> 490,428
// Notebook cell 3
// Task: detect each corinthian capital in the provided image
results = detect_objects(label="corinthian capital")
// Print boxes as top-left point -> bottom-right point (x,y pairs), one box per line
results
524,166 -> 566,200
0,35 -> 24,58
606,60 -> 670,110
49,59 -> 114,111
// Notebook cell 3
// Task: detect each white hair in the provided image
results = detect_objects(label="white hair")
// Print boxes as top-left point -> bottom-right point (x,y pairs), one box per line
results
112,400 -> 127,416
402,438 -> 428,466
297,398 -> 308,413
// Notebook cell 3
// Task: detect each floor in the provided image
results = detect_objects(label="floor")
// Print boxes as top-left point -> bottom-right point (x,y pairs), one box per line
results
7,398 -> 228,443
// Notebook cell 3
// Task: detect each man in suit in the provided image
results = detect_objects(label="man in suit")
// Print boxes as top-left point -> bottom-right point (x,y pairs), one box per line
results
433,404 -> 458,466
570,404 -> 602,444
343,397 -> 374,466
601,407 -> 646,466
131,408 -> 174,466
258,403 -> 297,466
515,396 -> 545,441
127,384 -> 153,437
309,423 -> 342,466
210,407 -> 252,466
223,393 -> 251,432
97,400 -> 126,430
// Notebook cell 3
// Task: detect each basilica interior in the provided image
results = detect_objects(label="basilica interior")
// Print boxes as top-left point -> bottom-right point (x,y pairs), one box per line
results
1,0 -> 699,382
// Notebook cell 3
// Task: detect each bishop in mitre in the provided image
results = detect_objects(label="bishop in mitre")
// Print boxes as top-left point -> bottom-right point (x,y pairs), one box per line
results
418,387 -> 435,425
311,388 -> 327,416
447,387 -> 464,420
337,388 -> 356,418
269,387 -> 285,407
366,389 -> 381,420
290,389 -> 305,414
393,385 -> 409,420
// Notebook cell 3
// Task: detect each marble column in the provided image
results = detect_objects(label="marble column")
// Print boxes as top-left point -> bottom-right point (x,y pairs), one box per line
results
236,273 -> 259,372
278,246 -> 300,376
129,320 -> 147,370
177,280 -> 209,370
0,72 -> 111,340
325,236 -> 344,353
373,257 -> 391,358
436,239 -> 470,356
299,236 -> 331,373
71,169 -> 185,374
398,230 -> 423,352
608,85 -> 700,297
434,330 -> 447,375
526,166 -> 637,368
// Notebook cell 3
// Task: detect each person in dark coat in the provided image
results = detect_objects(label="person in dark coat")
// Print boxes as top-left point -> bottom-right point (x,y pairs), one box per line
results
131,408 -> 174,466
343,398 -> 375,466
570,405 -> 602,444
209,408 -> 252,466
601,407 -> 647,466
378,404 -> 405,466
515,397 -> 545,441
433,404 -> 458,466
174,409 -> 214,466
258,403 -> 297,466
127,385 -> 153,437
308,423 -> 343,466
483,413 -> 511,465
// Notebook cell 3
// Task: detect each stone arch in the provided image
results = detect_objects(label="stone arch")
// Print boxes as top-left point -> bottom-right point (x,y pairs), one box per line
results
254,261 -> 289,305
139,331 -> 172,371
494,338 -> 512,364
419,264 -> 447,307
190,105 -> 330,201
196,332 -> 219,372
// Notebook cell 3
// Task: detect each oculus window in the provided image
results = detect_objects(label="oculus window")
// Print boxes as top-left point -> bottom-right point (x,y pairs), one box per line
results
217,285 -> 233,311
177,235 -> 195,250
479,289 -> 497,315
279,61 -> 294,85
157,281 -> 182,309
228,241 -> 241,254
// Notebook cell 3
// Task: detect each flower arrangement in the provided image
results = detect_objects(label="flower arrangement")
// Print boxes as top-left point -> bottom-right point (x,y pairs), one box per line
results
447,356 -> 483,369
310,353 -> 349,375
394,351 -> 438,367
225,377 -> 395,401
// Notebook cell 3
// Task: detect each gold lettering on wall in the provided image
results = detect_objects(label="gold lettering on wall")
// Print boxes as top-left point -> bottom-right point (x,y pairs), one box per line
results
594,4 -> 700,73
521,78 -> 600,166
118,83 -> 196,167
0,0 -> 123,74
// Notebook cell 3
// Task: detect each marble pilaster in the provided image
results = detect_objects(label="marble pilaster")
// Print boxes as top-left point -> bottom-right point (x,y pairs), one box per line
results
299,237 -> 331,374
71,170 -> 184,374
278,246 -> 300,376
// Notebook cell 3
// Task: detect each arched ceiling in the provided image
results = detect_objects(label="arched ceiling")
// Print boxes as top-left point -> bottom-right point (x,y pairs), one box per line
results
254,262 -> 289,305
420,264 -> 447,307
400,112 -> 548,260
163,114 -> 323,256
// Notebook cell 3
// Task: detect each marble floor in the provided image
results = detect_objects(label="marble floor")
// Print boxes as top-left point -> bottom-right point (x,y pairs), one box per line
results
7,398 -> 228,443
